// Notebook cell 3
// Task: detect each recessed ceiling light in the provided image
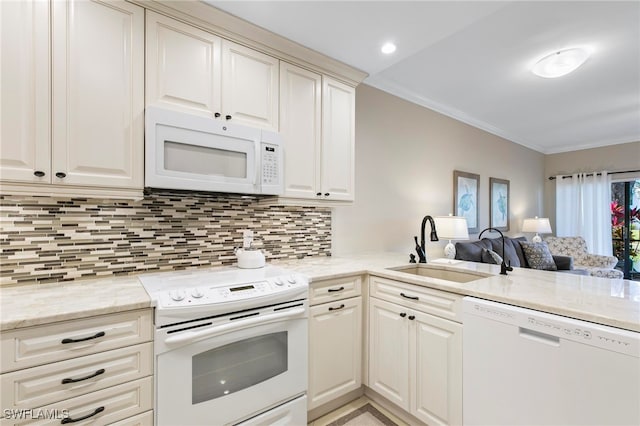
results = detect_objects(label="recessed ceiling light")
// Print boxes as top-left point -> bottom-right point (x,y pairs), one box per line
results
532,47 -> 590,78
381,42 -> 396,55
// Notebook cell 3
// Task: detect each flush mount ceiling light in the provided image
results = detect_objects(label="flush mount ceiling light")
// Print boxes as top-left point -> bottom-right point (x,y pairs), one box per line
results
532,47 -> 590,78
381,42 -> 396,54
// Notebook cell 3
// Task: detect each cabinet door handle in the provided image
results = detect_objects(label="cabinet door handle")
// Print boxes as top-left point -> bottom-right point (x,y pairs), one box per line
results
327,286 -> 344,293
324,192 -> 330,197
55,172 -> 66,179
61,407 -> 104,424
34,170 -> 45,177
399,312 -> 407,317
408,315 -> 415,320
316,192 -> 322,196
328,304 -> 345,311
61,368 -> 105,384
225,115 -> 232,120
61,331 -> 105,344
400,292 -> 419,300
214,112 -> 221,118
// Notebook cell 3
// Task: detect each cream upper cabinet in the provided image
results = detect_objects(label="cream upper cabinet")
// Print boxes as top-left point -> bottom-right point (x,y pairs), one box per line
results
51,0 -> 144,188
1,0 -> 144,196
278,66 -> 356,203
146,13 -> 279,131
279,62 -> 322,199
145,10 -> 222,117
222,40 -> 279,131
0,0 -> 50,183
320,77 -> 355,201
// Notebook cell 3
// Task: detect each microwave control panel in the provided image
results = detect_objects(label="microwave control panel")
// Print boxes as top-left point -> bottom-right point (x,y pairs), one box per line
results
261,144 -> 281,186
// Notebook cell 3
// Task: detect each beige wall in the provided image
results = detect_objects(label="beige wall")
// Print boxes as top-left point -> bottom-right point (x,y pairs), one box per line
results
544,141 -> 640,229
332,84 -> 545,258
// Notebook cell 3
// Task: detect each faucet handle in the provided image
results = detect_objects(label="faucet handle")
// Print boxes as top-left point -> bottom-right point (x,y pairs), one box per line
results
409,253 -> 416,263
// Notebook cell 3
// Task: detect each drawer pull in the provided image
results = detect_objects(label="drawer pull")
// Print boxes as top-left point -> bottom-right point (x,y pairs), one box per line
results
61,406 -> 104,424
408,315 -> 416,320
400,312 -> 407,318
328,304 -> 345,311
400,292 -> 419,300
61,331 -> 105,344
61,368 -> 105,384
327,286 -> 345,293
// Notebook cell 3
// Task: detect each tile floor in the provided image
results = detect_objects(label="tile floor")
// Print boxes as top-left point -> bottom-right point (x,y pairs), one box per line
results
308,396 -> 409,426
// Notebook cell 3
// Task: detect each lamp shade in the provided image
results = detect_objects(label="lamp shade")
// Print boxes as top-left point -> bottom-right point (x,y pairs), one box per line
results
522,217 -> 552,234
434,216 -> 469,240
435,215 -> 468,259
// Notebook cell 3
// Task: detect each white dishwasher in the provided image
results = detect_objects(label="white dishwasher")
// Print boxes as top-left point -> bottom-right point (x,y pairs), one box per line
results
463,297 -> 639,425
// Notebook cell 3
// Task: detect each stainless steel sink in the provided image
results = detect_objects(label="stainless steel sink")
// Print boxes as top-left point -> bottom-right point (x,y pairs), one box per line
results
387,264 -> 487,283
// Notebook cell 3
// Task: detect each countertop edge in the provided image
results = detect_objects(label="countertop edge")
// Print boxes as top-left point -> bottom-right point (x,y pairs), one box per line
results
1,255 -> 638,333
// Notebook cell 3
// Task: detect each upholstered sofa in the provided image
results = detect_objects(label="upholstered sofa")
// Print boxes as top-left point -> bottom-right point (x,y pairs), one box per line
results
543,236 -> 623,279
454,236 -> 587,274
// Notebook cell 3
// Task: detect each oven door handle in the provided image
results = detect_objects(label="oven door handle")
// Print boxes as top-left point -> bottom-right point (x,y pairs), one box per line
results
163,307 -> 306,346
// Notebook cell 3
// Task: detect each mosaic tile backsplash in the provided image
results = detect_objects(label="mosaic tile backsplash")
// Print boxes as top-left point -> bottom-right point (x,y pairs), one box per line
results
0,190 -> 331,286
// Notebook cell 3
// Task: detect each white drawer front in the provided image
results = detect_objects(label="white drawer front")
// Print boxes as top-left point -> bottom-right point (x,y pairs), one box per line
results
1,343 -> 152,410
109,410 -> 152,426
1,310 -> 152,373
309,275 -> 362,305
0,377 -> 153,426
369,276 -> 463,322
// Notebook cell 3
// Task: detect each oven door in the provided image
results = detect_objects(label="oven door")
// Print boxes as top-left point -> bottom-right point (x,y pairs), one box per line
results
155,312 -> 307,426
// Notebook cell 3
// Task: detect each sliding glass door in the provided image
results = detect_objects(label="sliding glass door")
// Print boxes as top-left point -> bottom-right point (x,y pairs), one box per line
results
611,180 -> 640,280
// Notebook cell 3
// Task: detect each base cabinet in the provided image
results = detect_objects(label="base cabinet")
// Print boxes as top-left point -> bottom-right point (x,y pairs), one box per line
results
369,278 -> 463,426
308,276 -> 363,410
0,309 -> 153,425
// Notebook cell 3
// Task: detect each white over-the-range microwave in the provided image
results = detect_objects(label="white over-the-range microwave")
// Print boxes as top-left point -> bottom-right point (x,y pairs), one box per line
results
145,107 -> 283,195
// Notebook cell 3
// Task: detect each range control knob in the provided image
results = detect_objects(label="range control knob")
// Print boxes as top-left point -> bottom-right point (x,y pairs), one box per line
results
287,276 -> 297,284
274,278 -> 284,286
169,290 -> 185,301
191,288 -> 204,298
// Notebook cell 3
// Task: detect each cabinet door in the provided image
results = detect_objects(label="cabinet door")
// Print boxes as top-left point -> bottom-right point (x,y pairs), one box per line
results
368,298 -> 410,410
320,77 -> 355,201
0,0 -> 50,183
222,40 -> 279,131
411,310 -> 462,426
146,11 -> 222,117
279,62 -> 322,199
51,0 -> 143,188
308,296 -> 362,410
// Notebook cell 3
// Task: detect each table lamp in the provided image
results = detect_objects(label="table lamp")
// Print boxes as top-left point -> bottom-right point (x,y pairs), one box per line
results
434,215 -> 469,259
522,216 -> 552,243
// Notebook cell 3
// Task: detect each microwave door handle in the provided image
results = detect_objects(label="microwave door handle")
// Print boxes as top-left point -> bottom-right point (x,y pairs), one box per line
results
164,307 -> 305,346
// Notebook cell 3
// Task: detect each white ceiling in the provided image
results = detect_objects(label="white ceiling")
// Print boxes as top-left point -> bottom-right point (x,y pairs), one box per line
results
206,1 -> 640,154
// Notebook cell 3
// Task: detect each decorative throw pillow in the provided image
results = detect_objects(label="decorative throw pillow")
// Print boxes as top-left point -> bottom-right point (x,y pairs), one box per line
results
519,241 -> 557,271
481,248 -> 503,265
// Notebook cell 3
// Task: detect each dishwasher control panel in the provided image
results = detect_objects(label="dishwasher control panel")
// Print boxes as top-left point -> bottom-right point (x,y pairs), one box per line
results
463,297 -> 639,357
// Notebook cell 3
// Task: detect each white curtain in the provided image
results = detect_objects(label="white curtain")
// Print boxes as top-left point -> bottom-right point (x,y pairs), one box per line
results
556,171 -> 612,255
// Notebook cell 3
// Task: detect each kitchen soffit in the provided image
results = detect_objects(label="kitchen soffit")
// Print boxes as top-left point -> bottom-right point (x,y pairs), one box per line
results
205,1 -> 640,155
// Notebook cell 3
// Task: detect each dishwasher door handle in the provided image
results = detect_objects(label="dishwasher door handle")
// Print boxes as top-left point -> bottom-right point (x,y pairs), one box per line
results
164,308 -> 306,346
518,327 -> 561,347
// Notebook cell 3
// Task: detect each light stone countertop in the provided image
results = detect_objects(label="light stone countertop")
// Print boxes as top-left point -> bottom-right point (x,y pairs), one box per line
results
1,253 -> 639,332
0,275 -> 151,331
273,253 -> 640,332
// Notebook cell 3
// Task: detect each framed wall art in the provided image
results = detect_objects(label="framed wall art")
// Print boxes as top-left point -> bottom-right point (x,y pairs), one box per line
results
453,170 -> 479,233
489,177 -> 510,231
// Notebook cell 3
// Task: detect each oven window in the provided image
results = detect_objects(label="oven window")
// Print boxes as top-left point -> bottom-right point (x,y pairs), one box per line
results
192,332 -> 288,404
